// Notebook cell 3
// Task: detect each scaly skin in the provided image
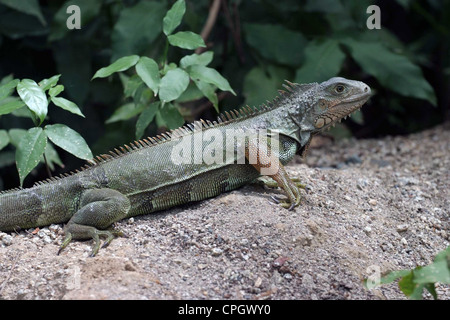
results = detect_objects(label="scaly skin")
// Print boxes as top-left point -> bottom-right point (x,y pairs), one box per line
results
0,77 -> 371,255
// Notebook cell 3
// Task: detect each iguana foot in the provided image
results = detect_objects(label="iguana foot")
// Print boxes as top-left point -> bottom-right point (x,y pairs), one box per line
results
58,223 -> 125,257
270,195 -> 299,211
257,177 -> 306,190
256,177 -> 303,210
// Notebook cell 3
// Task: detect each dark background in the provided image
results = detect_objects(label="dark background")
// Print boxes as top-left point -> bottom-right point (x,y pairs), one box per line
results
0,0 -> 448,189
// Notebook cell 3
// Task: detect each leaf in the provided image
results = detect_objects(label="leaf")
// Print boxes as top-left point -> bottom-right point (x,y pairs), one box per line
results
105,103 -> 146,124
168,31 -> 206,50
0,79 -> 19,101
0,130 -> 10,151
16,127 -> 47,186
0,98 -> 25,116
163,0 -> 186,36
342,39 -> 437,105
16,79 -> 48,125
158,103 -> 184,130
187,65 -> 235,95
38,75 -> 61,91
43,141 -> 64,171
51,96 -> 85,117
136,57 -> 160,95
111,1 -> 167,61
159,68 -> 190,102
0,74 -> 14,86
0,6 -> 47,39
121,74 -> 143,99
48,85 -> 64,98
8,129 -> 27,147
244,23 -> 307,67
52,37 -> 91,106
180,51 -> 214,69
398,272 -> 422,299
0,0 -> 46,26
413,247 -> 450,284
44,124 -> 93,160
243,66 -> 289,107
294,39 -> 345,83
136,102 -> 159,139
92,55 -> 140,80
194,80 -> 218,112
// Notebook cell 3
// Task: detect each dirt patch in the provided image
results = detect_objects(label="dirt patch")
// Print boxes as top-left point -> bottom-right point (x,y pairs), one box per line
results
1,124 -> 448,299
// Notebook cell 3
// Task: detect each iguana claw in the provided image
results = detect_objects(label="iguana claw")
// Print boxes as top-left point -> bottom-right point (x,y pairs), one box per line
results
58,225 -> 124,257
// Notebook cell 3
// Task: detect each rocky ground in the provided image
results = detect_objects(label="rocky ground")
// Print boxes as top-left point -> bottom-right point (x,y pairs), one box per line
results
0,123 -> 448,300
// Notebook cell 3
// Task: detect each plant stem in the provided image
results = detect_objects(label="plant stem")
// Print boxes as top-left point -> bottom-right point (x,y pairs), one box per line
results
43,153 -> 52,178
162,39 -> 169,68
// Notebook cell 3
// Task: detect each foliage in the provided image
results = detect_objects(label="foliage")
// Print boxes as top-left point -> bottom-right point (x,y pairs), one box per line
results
365,246 -> 450,300
91,0 -> 234,140
0,0 -> 448,188
0,74 -> 92,185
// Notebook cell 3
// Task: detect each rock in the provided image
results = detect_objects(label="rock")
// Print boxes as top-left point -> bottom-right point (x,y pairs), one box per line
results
396,224 -> 408,232
211,248 -> 223,256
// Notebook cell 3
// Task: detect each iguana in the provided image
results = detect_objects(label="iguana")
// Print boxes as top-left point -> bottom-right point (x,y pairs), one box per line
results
0,77 -> 371,256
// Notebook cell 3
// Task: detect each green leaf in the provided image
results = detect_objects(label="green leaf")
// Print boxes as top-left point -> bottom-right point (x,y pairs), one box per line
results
8,129 -> 27,147
0,0 -> 46,26
158,103 -> 184,130
163,0 -> 186,36
43,141 -> 64,171
343,39 -> 437,106
44,124 -> 93,160
413,247 -> 450,284
0,130 -> 10,151
294,39 -> 345,83
176,82 -> 205,102
136,57 -> 160,95
0,74 -> 14,86
159,68 -> 190,102
16,79 -> 48,125
105,103 -> 147,124
244,23 -> 307,67
38,75 -> 61,92
187,65 -> 235,95
16,127 -> 47,186
0,98 -> 25,116
398,272 -> 423,299
48,85 -> 64,98
92,55 -> 140,79
121,74 -> 144,99
136,102 -> 159,139
168,31 -> 206,50
194,80 -> 219,112
243,66 -> 289,107
180,51 -> 214,69
0,79 -> 19,101
111,1 -> 166,61
51,96 -> 85,118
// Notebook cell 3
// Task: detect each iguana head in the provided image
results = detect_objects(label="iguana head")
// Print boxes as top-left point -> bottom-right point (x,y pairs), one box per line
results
284,77 -> 371,154
309,77 -> 371,133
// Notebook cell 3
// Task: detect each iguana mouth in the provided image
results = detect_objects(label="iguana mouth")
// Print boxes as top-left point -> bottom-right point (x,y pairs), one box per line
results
315,87 -> 371,130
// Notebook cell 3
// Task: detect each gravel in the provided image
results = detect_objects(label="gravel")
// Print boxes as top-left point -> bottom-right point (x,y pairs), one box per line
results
0,123 -> 448,300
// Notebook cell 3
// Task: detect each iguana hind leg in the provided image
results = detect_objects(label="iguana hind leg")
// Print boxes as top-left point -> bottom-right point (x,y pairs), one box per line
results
58,188 -> 130,256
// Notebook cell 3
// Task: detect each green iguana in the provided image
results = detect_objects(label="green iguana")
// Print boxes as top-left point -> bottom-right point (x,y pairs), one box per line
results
0,77 -> 371,256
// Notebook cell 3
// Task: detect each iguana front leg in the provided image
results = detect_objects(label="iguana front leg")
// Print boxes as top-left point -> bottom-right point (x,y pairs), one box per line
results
58,188 -> 131,256
246,137 -> 302,210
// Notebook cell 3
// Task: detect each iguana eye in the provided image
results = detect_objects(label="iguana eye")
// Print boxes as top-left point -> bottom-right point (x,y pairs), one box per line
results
335,84 -> 345,93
